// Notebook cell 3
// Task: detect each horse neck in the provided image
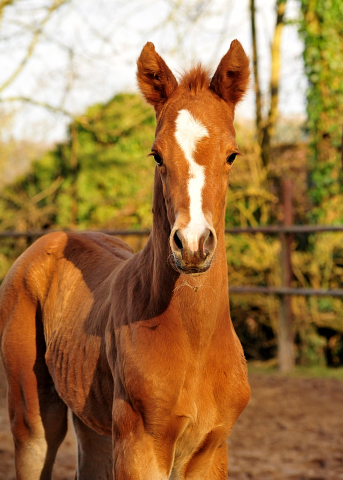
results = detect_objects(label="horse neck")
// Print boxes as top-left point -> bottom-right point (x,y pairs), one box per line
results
135,168 -> 229,322
137,167 -> 179,295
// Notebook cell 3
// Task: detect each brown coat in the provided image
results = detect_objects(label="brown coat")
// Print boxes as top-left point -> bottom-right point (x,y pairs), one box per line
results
0,40 -> 250,480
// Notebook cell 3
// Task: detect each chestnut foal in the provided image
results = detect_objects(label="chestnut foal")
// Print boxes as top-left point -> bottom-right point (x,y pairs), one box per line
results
0,40 -> 250,479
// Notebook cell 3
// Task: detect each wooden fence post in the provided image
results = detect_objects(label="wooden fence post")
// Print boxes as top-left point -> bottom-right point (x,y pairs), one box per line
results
278,178 -> 295,372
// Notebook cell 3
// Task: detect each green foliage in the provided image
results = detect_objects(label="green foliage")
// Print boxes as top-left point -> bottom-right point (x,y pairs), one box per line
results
293,0 -> 343,364
248,361 -> 343,380
0,93 -> 156,232
299,0 -> 343,221
226,124 -> 343,367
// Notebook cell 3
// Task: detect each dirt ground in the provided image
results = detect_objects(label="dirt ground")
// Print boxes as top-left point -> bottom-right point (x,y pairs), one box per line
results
1,361 -> 343,480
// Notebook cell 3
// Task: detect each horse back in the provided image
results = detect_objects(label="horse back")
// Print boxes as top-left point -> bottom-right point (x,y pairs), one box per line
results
0,231 -> 133,326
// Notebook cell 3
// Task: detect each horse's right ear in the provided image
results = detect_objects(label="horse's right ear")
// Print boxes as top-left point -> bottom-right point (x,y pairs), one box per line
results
137,42 -> 178,116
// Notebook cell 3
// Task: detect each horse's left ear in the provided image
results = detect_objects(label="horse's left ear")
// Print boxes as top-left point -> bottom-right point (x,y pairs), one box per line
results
210,40 -> 250,109
137,42 -> 178,116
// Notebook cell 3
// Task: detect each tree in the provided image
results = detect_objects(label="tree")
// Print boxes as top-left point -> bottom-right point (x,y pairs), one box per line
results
0,0 -> 74,118
0,93 -> 155,232
299,0 -> 343,222
250,0 -> 288,167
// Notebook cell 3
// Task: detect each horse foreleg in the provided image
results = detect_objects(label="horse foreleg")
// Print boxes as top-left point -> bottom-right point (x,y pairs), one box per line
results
72,412 -> 113,479
112,400 -> 170,480
182,442 -> 229,480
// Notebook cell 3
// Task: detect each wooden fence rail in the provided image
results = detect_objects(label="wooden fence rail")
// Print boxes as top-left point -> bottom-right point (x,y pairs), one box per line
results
2,224 -> 343,238
1,224 -> 343,299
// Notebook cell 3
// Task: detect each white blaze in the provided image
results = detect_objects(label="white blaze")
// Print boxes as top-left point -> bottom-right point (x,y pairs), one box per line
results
174,109 -> 209,252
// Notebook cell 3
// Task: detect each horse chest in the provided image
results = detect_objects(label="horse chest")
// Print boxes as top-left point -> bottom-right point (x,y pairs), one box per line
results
116,319 -> 244,445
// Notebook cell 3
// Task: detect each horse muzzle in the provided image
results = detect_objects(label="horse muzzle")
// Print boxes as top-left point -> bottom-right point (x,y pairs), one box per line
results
170,225 -> 217,275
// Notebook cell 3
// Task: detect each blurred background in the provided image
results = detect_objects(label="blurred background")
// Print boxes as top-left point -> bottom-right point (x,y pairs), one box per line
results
1,0 -> 343,371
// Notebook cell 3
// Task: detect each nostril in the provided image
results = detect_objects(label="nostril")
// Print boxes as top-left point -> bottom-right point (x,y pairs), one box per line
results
203,229 -> 216,256
174,231 -> 183,250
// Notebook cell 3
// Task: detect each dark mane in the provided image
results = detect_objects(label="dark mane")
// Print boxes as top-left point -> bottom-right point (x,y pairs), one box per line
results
179,64 -> 211,94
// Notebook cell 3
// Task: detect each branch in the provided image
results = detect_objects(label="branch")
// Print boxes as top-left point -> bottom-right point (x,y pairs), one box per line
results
250,0 -> 263,146
31,176 -> 64,204
260,0 -> 287,167
1,96 -> 74,117
267,0 -> 287,139
0,0 -> 15,25
0,0 -> 70,95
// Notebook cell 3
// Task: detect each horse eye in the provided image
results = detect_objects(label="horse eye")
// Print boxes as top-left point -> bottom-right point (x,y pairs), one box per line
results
226,153 -> 237,165
153,153 -> 163,166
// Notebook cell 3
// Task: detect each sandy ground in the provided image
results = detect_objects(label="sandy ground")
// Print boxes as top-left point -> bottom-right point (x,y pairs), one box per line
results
1,361 -> 343,480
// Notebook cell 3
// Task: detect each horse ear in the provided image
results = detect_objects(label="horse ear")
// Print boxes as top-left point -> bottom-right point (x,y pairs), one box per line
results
137,42 -> 178,115
210,40 -> 250,109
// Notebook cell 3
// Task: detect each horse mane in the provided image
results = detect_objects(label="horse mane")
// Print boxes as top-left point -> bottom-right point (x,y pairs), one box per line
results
179,64 -> 211,94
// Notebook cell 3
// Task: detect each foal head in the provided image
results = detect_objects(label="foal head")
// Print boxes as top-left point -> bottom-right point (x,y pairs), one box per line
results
137,41 -> 249,275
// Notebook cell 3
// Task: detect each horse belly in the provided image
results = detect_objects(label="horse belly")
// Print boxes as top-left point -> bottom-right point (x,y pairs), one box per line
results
44,309 -> 113,436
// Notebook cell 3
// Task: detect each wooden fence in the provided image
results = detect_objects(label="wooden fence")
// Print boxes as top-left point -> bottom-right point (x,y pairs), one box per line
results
2,222 -> 343,300
1,208 -> 343,371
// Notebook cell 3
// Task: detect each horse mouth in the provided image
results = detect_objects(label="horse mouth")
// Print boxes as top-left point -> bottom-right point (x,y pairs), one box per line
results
170,253 -> 213,275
